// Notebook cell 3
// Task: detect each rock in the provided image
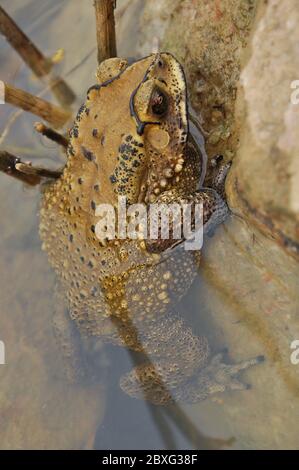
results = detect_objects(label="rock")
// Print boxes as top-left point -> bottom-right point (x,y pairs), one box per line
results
227,0 -> 299,256
138,0 -> 299,449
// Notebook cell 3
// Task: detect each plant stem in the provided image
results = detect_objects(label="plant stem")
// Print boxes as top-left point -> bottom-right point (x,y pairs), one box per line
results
0,6 -> 76,106
0,150 -> 62,186
0,6 -> 51,76
2,81 -> 71,129
15,162 -> 61,179
34,122 -> 69,149
94,0 -> 117,64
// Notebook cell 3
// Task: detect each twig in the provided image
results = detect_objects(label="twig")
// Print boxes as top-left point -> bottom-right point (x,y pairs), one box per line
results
0,150 -> 61,186
0,6 -> 51,77
15,162 -> 61,179
0,6 -> 75,106
48,76 -> 76,107
164,404 -> 235,449
2,81 -> 71,128
94,0 -> 117,64
0,67 -> 83,147
34,122 -> 69,149
0,151 -> 39,185
0,150 -> 39,185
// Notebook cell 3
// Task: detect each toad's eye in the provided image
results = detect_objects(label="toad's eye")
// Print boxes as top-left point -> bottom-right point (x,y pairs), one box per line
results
150,89 -> 168,116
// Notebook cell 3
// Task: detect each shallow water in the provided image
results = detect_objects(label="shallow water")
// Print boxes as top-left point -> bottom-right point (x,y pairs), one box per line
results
0,0 -> 299,450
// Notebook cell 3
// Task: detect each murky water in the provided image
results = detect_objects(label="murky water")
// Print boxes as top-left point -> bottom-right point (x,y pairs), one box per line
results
0,0 -> 298,450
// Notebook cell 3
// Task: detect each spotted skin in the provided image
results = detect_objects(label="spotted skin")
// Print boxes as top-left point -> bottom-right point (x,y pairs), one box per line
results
40,53 -> 262,405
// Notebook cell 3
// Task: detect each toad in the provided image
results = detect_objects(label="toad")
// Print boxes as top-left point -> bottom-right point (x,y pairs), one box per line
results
39,53 -> 263,405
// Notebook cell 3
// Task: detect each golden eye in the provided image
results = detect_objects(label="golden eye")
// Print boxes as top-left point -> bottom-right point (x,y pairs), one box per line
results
151,89 -> 168,116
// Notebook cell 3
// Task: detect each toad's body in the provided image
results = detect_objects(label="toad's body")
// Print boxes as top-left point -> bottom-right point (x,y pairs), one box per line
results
40,53 -> 261,404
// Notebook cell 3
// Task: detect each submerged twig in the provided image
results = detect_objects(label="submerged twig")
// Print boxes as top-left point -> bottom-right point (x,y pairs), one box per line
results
48,76 -> 76,108
0,6 -> 51,77
94,0 -> 117,64
0,6 -> 75,106
34,122 -> 69,149
164,404 -> 235,450
2,81 -> 71,128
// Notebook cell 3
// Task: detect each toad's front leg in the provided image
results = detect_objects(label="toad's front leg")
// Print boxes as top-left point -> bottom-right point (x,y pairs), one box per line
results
145,158 -> 232,253
145,186 -> 229,253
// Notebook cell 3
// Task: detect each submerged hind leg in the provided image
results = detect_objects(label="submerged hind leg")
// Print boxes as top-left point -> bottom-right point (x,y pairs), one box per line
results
120,312 -> 209,405
120,349 -> 264,405
119,311 -> 264,405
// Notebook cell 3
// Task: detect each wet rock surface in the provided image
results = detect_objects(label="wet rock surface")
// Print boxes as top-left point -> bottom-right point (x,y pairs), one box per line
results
138,0 -> 299,449
227,0 -> 299,257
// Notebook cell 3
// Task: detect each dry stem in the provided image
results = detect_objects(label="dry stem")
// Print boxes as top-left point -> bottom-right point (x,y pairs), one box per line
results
15,162 -> 61,179
34,122 -> 69,149
94,0 -> 117,64
0,150 -> 61,186
2,81 -> 71,129
0,6 -> 75,106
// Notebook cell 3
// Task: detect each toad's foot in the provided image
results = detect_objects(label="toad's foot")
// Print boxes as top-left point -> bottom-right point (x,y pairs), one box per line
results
180,351 -> 265,403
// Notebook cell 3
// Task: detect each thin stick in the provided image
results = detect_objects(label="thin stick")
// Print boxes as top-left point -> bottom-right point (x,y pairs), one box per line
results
15,162 -> 61,179
0,151 -> 40,185
0,69 -> 80,148
0,6 -> 51,77
2,81 -> 71,128
48,75 -> 76,107
94,0 -> 117,64
34,122 -> 69,149
0,150 -> 62,186
0,6 -> 75,106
